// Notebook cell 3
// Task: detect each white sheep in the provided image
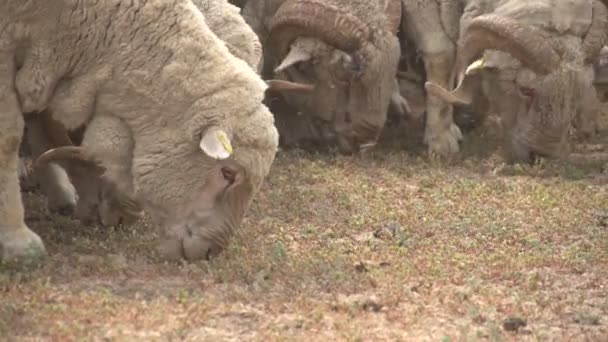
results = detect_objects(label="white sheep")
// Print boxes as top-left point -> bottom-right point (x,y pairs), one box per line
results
402,0 -> 608,162
21,0 -> 270,227
195,0 -> 265,74
241,0 -> 405,154
0,0 -> 279,266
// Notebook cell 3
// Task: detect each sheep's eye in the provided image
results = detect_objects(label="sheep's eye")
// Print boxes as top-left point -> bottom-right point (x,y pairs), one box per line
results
519,86 -> 535,98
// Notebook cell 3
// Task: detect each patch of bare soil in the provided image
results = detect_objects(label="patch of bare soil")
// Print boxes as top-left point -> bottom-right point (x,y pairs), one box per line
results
1,113 -> 607,341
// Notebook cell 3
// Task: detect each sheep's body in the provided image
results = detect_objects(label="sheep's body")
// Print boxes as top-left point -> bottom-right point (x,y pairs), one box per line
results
404,0 -> 607,161
18,0 -> 268,227
194,0 -> 264,73
242,0 -> 404,154
0,0 -> 279,266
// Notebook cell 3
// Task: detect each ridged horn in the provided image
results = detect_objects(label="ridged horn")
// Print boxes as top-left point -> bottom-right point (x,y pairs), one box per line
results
35,146 -> 101,169
456,15 -> 560,76
583,0 -> 608,63
268,0 -> 370,57
425,72 -> 481,106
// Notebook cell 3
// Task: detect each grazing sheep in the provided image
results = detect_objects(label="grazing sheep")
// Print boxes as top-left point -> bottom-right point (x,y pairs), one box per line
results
242,0 -> 405,154
20,0 -> 274,228
0,0 -> 279,266
405,0 -> 607,162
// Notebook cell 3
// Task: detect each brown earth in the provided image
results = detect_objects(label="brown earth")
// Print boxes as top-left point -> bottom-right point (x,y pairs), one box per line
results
1,108 -> 607,341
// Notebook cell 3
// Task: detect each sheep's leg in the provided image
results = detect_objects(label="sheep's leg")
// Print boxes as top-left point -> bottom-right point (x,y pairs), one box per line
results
388,78 -> 413,120
42,70 -> 112,224
14,42 -> 61,114
25,114 -> 78,216
17,158 -> 29,180
48,67 -> 111,131
80,115 -> 142,227
0,55 -> 47,266
402,0 -> 463,157
422,51 -> 462,157
571,85 -> 601,139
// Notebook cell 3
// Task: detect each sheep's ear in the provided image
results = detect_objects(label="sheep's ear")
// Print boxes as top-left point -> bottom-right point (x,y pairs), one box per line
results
465,58 -> 486,75
200,126 -> 233,160
274,45 -> 311,73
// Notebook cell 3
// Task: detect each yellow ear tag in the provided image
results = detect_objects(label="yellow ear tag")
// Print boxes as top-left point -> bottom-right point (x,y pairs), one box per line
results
199,127 -> 233,160
216,131 -> 233,155
465,58 -> 486,75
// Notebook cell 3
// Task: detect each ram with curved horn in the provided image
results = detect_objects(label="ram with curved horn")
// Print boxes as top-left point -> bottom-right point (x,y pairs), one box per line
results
411,0 -> 608,163
242,0 -> 404,154
399,0 -> 608,160
1,0 -> 280,267
17,0 -> 282,229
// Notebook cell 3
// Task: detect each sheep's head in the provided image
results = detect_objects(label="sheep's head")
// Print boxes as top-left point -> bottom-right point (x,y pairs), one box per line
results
34,113 -> 277,262
426,3 -> 607,164
264,0 -> 401,154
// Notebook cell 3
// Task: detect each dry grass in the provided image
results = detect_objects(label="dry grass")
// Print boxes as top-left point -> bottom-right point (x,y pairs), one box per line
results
1,114 -> 607,341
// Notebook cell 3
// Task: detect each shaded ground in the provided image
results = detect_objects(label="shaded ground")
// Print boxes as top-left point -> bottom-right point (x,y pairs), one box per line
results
1,113 -> 607,341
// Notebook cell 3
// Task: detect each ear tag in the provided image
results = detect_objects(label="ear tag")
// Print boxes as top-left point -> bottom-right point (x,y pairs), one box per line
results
465,58 -> 486,75
199,127 -> 233,160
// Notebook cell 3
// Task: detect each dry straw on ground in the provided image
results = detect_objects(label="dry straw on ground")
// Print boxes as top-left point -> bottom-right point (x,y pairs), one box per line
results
1,108 -> 607,341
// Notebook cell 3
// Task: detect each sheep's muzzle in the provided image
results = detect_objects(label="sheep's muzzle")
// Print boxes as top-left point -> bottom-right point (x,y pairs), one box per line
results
158,161 -> 252,261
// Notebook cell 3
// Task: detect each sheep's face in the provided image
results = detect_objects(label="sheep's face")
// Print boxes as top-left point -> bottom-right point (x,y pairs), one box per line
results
273,38 -> 394,154
149,160 -> 253,262
477,53 -> 592,163
130,111 -> 276,262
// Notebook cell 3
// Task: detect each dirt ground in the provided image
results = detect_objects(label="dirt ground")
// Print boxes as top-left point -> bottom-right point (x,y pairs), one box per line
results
1,110 -> 607,341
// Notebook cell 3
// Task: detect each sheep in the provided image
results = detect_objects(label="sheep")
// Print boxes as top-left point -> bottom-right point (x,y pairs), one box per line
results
0,0 -> 280,267
193,0 -> 265,74
403,0 -> 608,162
19,0 -> 283,229
241,0 -> 406,154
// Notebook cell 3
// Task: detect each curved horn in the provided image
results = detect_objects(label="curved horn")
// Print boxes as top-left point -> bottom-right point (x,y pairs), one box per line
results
268,0 -> 370,57
35,146 -> 101,169
425,71 -> 481,106
456,15 -> 561,76
583,0 -> 608,63
266,79 -> 315,92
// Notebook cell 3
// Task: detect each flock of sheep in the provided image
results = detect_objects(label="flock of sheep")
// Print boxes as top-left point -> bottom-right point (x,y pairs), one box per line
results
1,0 -> 607,268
